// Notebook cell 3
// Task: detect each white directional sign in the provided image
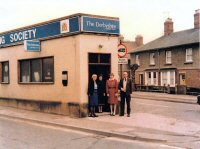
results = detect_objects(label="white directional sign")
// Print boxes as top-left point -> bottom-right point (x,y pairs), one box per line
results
118,58 -> 128,64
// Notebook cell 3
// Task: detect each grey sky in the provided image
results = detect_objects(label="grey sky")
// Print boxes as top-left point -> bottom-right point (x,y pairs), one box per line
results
0,0 -> 200,43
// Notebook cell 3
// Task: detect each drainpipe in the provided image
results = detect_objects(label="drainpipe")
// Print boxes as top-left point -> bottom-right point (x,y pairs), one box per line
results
157,49 -> 160,86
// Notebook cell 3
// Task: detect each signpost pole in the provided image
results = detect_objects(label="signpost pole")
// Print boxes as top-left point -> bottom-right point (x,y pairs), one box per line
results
120,64 -> 122,79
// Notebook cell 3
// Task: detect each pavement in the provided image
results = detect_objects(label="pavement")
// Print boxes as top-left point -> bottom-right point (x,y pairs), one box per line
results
0,92 -> 199,148
132,91 -> 197,104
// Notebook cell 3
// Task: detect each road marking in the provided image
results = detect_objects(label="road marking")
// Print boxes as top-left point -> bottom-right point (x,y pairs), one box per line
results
160,144 -> 185,149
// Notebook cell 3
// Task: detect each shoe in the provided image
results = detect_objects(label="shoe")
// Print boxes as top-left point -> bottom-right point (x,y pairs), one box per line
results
127,114 -> 130,117
88,114 -> 92,117
119,114 -> 124,116
113,114 -> 115,116
94,114 -> 98,117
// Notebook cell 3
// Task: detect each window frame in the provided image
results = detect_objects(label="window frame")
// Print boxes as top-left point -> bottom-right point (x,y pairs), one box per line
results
0,61 -> 10,84
135,54 -> 140,65
185,48 -> 193,62
18,56 -> 54,84
166,50 -> 172,64
150,53 -> 155,65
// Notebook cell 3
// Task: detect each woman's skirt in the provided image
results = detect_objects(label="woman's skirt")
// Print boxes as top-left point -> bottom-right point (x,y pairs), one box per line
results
89,89 -> 98,106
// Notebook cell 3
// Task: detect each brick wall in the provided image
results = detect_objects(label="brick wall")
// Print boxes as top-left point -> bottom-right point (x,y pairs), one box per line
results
182,69 -> 200,87
130,44 -> 200,88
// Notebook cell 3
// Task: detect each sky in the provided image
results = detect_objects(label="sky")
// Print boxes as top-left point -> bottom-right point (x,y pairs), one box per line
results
0,0 -> 200,43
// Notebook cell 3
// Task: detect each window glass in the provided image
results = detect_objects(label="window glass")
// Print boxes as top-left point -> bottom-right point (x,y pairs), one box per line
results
170,71 -> 175,86
19,57 -> 54,83
136,55 -> 140,65
31,59 -> 42,82
150,53 -> 155,65
89,53 -> 98,63
2,62 -> 9,83
186,48 -> 193,62
162,72 -> 167,85
166,51 -> 171,64
42,58 -> 54,82
20,60 -> 30,82
100,54 -> 110,63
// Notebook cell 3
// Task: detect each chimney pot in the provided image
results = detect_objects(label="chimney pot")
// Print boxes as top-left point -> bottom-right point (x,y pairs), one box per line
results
164,18 -> 174,36
135,35 -> 143,46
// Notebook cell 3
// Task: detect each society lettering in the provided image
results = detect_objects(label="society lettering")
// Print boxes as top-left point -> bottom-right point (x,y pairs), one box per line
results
0,28 -> 36,45
10,29 -> 36,42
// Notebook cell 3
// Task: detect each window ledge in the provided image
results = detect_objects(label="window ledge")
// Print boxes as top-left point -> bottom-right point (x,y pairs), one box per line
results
184,61 -> 193,64
18,82 -> 54,85
164,63 -> 172,65
0,82 -> 9,84
149,64 -> 155,66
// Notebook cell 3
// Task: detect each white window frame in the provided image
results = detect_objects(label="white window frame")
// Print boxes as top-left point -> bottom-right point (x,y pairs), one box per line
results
145,71 -> 158,86
161,71 -> 175,87
166,51 -> 172,64
186,48 -> 193,62
150,53 -> 155,65
136,54 -> 140,65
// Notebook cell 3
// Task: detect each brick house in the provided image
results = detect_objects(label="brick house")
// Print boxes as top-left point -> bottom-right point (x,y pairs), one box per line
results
129,10 -> 200,94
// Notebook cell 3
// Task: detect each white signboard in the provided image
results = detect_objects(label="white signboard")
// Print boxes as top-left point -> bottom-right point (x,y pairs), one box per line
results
118,58 -> 128,64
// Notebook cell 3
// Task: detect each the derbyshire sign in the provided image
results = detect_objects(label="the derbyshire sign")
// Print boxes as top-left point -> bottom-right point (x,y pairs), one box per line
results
83,16 -> 119,34
0,15 -> 120,47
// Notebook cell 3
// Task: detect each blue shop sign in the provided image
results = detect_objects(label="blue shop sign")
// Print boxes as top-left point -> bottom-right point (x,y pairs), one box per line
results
0,15 -> 120,48
24,40 -> 41,52
82,16 -> 120,34
0,17 -> 80,47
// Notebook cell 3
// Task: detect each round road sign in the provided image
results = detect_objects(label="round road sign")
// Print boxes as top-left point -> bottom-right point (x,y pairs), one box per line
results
118,44 -> 127,58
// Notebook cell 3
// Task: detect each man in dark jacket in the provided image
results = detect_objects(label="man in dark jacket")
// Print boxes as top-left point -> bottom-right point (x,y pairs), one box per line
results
118,71 -> 132,117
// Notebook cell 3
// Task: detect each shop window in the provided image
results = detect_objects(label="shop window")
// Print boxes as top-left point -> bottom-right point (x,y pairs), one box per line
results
19,57 -> 54,83
42,58 -> 54,82
31,59 -> 42,82
1,61 -> 9,83
20,60 -> 30,82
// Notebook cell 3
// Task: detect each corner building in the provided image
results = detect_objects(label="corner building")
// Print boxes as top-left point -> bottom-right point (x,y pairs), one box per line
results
0,14 -> 120,117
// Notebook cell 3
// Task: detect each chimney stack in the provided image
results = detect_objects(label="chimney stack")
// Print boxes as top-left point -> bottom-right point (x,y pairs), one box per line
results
164,18 -> 174,36
194,9 -> 200,29
135,35 -> 143,46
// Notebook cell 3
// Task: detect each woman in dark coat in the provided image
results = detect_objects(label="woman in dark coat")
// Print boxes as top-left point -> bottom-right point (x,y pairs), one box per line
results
87,74 -> 98,117
98,74 -> 106,113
